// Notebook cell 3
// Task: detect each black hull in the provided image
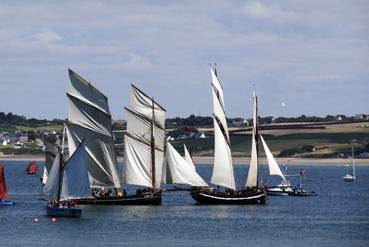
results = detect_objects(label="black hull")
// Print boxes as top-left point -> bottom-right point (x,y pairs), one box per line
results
76,192 -> 161,205
191,189 -> 266,205
287,190 -> 317,197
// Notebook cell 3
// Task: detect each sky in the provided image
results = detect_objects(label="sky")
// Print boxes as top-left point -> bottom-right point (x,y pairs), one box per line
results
0,0 -> 368,120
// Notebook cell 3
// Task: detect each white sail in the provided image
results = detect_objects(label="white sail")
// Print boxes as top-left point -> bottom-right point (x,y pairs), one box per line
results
184,145 -> 196,170
245,90 -> 259,188
210,66 -> 236,190
43,152 -> 62,201
66,69 -> 120,188
162,142 -> 208,187
260,135 -> 287,182
60,143 -> 93,201
123,85 -> 166,189
42,142 -> 58,184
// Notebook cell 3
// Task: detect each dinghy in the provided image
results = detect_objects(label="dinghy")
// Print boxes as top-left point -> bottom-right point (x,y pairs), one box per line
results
26,161 -> 38,174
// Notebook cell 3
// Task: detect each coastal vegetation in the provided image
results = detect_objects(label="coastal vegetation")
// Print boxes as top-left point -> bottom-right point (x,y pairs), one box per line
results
1,112 -> 369,158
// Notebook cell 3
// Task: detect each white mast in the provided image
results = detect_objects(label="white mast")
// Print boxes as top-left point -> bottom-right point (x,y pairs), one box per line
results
352,144 -> 356,179
245,89 -> 259,188
123,85 -> 166,189
210,65 -> 236,190
66,69 -> 120,189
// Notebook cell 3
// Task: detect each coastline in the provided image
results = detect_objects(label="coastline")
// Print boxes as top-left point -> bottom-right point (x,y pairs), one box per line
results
1,155 -> 369,166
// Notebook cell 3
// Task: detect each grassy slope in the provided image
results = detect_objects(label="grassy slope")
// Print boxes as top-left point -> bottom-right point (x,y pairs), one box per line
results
171,123 -> 369,158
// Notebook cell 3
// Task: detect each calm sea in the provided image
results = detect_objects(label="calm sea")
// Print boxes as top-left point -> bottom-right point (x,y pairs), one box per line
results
0,161 -> 368,247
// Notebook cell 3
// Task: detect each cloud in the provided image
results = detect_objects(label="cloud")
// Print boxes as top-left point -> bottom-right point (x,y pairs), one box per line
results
32,30 -> 61,43
242,1 -> 297,21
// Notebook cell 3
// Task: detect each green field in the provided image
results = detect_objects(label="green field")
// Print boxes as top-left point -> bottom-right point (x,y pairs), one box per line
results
170,130 -> 369,158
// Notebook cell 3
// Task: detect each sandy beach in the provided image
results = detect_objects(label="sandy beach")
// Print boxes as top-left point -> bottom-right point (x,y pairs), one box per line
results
1,155 -> 369,166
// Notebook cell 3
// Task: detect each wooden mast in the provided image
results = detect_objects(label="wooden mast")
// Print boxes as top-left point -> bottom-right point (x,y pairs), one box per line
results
57,150 -> 64,202
151,97 -> 156,190
254,92 -> 259,189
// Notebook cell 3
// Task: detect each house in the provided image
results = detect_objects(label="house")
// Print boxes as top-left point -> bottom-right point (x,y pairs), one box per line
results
19,135 -> 29,143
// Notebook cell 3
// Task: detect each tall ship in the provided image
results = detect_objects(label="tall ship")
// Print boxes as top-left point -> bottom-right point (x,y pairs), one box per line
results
190,65 -> 266,204
121,84 -> 166,204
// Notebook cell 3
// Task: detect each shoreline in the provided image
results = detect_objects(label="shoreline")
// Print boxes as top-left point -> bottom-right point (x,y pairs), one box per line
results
1,155 -> 369,166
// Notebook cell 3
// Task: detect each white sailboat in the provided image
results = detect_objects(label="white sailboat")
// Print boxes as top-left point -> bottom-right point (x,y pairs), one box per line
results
343,145 -> 356,182
43,142 -> 93,217
190,65 -> 266,204
162,143 -> 208,187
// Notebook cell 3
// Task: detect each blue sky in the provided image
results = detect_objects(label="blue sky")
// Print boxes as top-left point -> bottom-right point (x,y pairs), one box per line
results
0,0 -> 368,119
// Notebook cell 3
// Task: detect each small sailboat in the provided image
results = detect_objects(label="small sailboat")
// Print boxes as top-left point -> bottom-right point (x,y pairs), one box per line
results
0,165 -> 14,206
43,142 -> 93,217
343,145 -> 356,182
262,136 -> 293,196
190,65 -> 266,205
26,161 -> 38,174
162,143 -> 208,188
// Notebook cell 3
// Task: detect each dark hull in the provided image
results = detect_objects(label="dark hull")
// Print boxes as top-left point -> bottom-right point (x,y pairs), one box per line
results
77,192 -> 161,205
287,190 -> 317,197
0,200 -> 14,206
191,189 -> 266,205
46,205 -> 81,217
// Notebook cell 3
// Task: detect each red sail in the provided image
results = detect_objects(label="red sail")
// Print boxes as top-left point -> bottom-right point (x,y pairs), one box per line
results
0,165 -> 9,200
26,161 -> 38,174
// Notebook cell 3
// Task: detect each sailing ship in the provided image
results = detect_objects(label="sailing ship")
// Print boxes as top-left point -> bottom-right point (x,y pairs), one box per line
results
343,144 -> 356,182
120,84 -> 166,205
162,143 -> 208,188
0,165 -> 14,206
43,141 -> 93,217
26,161 -> 38,174
65,69 -> 125,204
190,65 -> 266,205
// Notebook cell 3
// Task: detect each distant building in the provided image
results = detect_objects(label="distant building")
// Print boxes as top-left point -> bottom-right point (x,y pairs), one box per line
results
231,118 -> 247,127
19,135 -> 28,143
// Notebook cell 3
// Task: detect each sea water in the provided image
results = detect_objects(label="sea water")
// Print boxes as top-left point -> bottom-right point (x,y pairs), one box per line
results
0,161 -> 368,246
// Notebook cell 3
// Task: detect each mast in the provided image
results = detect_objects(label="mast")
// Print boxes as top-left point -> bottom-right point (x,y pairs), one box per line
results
352,144 -> 356,178
57,151 -> 64,201
254,91 -> 259,188
151,98 -> 156,189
